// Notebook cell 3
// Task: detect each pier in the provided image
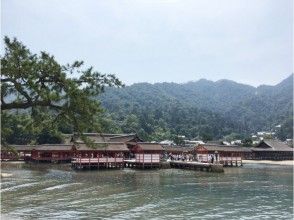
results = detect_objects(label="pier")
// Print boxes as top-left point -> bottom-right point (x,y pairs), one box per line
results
124,159 -> 161,169
170,161 -> 224,173
71,157 -> 124,170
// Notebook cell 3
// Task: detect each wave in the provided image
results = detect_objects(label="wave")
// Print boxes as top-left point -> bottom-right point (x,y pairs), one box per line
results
42,183 -> 82,191
1,182 -> 39,192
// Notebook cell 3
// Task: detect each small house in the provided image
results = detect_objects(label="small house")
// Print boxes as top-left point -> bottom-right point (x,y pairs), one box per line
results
72,142 -> 129,169
163,146 -> 194,160
195,144 -> 251,166
31,144 -> 74,162
70,133 -> 143,144
1,145 -> 35,161
130,143 -> 163,168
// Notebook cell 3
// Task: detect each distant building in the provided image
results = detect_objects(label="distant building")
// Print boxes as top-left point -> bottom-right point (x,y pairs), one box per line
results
257,132 -> 265,136
160,140 -> 175,146
163,146 -> 194,154
72,142 -> 129,169
286,139 -> 293,147
206,140 -> 224,145
66,133 -> 143,144
184,140 -> 205,146
129,143 -> 163,168
252,139 -> 293,160
195,144 -> 251,165
231,140 -> 242,145
256,131 -> 275,138
1,145 -> 34,161
1,133 -> 144,163
31,144 -> 73,162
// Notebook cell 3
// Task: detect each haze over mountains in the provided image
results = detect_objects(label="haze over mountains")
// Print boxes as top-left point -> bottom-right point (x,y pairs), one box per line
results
100,74 -> 293,141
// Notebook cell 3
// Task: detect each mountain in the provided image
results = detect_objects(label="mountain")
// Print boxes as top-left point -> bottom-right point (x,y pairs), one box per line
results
99,74 -> 293,141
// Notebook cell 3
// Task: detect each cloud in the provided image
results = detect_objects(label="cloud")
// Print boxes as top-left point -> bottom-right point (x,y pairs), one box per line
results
2,0 -> 293,86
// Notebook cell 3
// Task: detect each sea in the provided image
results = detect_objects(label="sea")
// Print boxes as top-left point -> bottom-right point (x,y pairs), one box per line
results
1,162 -> 293,219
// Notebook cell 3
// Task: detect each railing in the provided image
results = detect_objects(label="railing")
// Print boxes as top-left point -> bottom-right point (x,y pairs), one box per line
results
219,157 -> 242,161
31,156 -> 72,161
1,156 -> 21,161
72,157 -> 124,164
135,154 -> 160,163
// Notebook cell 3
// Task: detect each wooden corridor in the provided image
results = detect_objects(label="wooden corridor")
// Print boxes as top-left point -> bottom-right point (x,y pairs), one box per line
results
170,161 -> 224,172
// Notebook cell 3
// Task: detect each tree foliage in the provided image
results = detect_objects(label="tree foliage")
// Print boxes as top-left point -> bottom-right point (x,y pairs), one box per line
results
1,37 -> 122,144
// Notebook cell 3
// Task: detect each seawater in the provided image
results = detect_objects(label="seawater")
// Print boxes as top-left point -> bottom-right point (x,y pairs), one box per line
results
1,163 -> 293,219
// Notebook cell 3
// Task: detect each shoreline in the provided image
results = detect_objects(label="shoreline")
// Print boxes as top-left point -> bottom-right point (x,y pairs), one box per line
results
1,160 -> 293,166
243,160 -> 294,166
1,161 -> 25,164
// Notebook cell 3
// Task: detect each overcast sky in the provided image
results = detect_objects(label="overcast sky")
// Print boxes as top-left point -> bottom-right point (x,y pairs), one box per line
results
2,0 -> 293,86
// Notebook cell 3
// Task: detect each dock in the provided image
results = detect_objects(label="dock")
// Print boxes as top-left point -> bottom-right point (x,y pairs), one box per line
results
169,161 -> 224,173
124,159 -> 160,169
71,157 -> 224,172
71,157 -> 124,169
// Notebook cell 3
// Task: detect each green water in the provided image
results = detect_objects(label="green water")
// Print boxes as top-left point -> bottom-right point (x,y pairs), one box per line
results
1,163 -> 293,219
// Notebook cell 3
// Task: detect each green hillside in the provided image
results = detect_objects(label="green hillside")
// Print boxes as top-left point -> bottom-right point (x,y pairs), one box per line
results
99,74 -> 293,141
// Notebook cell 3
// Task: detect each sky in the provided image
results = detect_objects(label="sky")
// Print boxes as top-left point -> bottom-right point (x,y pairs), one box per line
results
1,0 -> 293,87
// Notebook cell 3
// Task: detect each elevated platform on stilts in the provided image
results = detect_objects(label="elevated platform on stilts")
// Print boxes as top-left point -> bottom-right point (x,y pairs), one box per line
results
72,157 -> 124,170
124,159 -> 160,169
169,161 -> 224,173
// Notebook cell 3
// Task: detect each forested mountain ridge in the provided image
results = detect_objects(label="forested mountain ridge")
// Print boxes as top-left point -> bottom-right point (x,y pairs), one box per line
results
99,74 -> 293,141
2,37 -> 291,145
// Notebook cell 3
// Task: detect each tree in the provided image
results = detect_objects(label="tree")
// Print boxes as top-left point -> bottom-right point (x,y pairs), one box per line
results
1,37 -> 123,144
171,135 -> 185,146
242,138 -> 253,147
224,132 -> 243,142
276,116 -> 293,141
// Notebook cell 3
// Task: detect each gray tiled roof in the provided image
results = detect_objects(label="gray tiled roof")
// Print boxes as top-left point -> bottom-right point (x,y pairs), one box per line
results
136,143 -> 163,151
1,145 -> 36,151
34,144 -> 73,151
163,146 -> 194,153
196,144 -> 251,152
71,133 -> 138,143
253,140 -> 293,152
75,142 -> 129,152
